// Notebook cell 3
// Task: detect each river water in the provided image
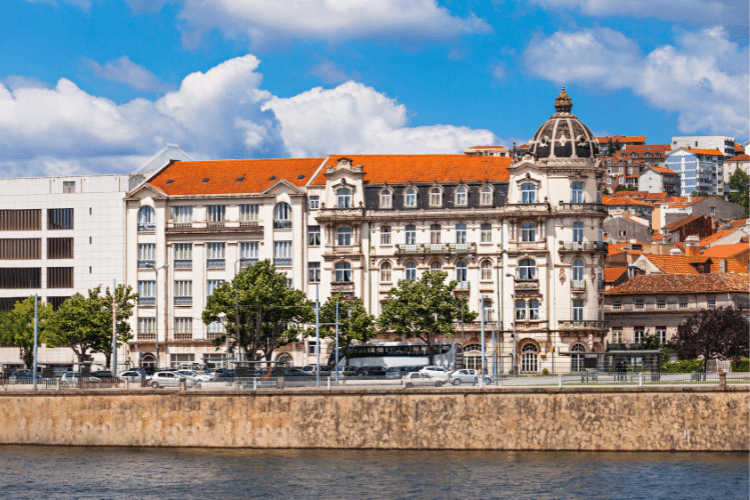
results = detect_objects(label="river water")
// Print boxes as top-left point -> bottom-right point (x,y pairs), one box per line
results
0,446 -> 746,500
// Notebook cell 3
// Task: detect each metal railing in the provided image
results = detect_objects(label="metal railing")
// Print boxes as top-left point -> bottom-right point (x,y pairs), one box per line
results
557,203 -> 607,214
273,220 -> 292,229
138,297 -> 155,306
558,320 -> 609,329
174,260 -> 192,269
207,259 -> 225,269
138,260 -> 155,269
274,258 -> 293,267
174,296 -> 193,306
559,241 -> 608,252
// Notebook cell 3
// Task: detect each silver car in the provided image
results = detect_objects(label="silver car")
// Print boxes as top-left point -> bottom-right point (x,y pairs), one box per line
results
402,372 -> 445,388
59,372 -> 101,385
147,371 -> 199,389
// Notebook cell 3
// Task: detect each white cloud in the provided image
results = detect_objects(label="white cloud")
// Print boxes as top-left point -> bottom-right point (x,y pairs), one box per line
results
529,0 -> 741,25
0,55 -> 497,177
171,0 -> 491,47
523,27 -> 749,137
263,81 -> 498,157
86,56 -> 175,93
310,60 -> 359,85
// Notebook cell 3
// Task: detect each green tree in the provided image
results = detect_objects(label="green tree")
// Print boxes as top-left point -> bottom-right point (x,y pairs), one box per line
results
726,169 -> 749,216
606,138 -> 615,156
377,271 -> 477,365
670,307 -> 749,372
44,285 -> 138,365
202,260 -> 314,362
316,293 -> 376,366
691,190 -> 709,197
0,297 -> 53,368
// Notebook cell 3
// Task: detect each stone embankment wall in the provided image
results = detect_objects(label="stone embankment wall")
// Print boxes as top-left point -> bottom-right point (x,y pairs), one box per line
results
0,388 -> 747,451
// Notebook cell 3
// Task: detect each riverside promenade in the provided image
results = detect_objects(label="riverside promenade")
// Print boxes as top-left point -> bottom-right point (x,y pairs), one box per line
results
0,386 -> 747,451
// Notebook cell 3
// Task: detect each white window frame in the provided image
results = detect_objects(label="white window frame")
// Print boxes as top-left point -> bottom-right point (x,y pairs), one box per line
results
480,186 -> 492,206
380,226 -> 391,245
429,187 -> 442,207
404,188 -> 417,208
455,186 -> 468,207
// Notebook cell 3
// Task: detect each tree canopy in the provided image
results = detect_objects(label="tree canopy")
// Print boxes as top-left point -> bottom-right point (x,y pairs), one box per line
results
44,285 -> 137,364
316,293 -> 376,366
377,270 -> 477,365
671,306 -> 749,371
202,259 -> 314,362
0,296 -> 53,368
726,168 -> 749,216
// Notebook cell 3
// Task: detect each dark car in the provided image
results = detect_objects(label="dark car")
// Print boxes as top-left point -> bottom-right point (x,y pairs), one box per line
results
284,368 -> 311,377
356,366 -> 387,378
217,370 -> 236,379
91,370 -> 114,379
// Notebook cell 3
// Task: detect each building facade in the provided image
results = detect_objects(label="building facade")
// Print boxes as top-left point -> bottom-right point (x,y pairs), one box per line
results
671,136 -> 736,158
665,148 -> 725,196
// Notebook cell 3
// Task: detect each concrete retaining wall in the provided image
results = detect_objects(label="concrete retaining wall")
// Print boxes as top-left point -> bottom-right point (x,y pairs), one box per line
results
0,388 -> 747,451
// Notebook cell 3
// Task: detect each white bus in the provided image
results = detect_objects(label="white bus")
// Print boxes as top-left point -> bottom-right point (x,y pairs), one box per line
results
328,342 -> 464,370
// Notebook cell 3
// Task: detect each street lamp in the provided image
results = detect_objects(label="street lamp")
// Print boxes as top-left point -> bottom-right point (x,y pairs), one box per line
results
146,263 -> 169,368
505,272 -> 518,377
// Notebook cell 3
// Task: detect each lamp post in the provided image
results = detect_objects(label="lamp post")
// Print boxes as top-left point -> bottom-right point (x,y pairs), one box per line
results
147,264 -> 169,368
505,272 -> 518,377
480,294 -> 485,388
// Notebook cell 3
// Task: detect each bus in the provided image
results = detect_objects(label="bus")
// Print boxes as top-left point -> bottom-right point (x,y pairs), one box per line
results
328,342 -> 464,370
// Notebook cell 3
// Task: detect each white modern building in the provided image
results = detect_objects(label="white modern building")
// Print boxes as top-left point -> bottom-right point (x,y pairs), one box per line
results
671,136 -> 736,158
665,147 -> 724,196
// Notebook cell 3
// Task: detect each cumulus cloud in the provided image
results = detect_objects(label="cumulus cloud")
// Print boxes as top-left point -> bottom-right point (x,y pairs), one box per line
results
310,60 -> 359,85
86,56 -> 175,93
523,27 -> 749,137
529,0 -> 742,25
170,0 -> 491,47
263,81 -> 498,157
0,55 -> 497,177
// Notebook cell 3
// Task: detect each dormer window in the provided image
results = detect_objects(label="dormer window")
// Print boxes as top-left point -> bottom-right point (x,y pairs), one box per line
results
455,186 -> 468,206
480,186 -> 493,206
337,187 -> 351,208
429,187 -> 442,207
380,188 -> 392,209
404,187 -> 417,208
521,183 -> 536,204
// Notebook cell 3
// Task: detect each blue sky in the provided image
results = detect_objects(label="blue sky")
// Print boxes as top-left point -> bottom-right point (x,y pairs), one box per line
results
0,0 -> 747,177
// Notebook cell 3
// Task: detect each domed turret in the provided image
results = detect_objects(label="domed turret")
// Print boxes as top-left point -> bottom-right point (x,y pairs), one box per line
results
528,88 -> 598,160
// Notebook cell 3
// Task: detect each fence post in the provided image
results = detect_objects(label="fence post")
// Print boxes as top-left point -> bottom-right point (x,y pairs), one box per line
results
719,372 -> 726,389
253,378 -> 257,391
179,378 -> 186,391
327,377 -> 331,391
125,378 -> 129,391
558,375 -> 562,389
639,373 -> 643,387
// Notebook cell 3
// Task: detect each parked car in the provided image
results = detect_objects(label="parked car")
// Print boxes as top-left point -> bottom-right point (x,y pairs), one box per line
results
355,366 -> 388,378
418,366 -> 452,381
118,370 -> 146,382
59,372 -> 101,385
90,370 -> 114,379
302,365 -> 332,376
386,366 -> 414,379
284,368 -> 312,377
175,370 -> 212,382
10,372 -> 51,383
450,369 -> 491,385
402,371 -> 445,388
146,371 -> 199,389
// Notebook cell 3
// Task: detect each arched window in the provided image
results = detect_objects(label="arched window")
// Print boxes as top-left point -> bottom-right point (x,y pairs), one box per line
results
481,259 -> 492,280
380,189 -> 392,209
405,261 -> 417,281
380,262 -> 392,283
572,258 -> 584,282
273,203 -> 291,228
404,188 -> 417,208
405,225 -> 417,245
480,186 -> 493,206
429,187 -> 442,207
430,261 -> 442,273
334,262 -> 351,282
337,187 -> 351,208
521,221 -> 536,242
455,186 -> 468,206
140,353 -> 157,368
138,206 -> 156,231
518,259 -> 537,280
456,260 -> 468,282
521,183 -> 536,204
515,299 -> 526,320
571,343 -> 586,372
521,343 -> 538,372
337,226 -> 352,246
529,299 -> 540,320
573,221 -> 584,242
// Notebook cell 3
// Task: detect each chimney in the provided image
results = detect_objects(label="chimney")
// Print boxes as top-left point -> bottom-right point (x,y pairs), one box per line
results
669,248 -> 682,256
688,193 -> 692,203
684,235 -> 700,257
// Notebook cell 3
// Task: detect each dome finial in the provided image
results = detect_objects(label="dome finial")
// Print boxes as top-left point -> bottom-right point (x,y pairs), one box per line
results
554,86 -> 573,113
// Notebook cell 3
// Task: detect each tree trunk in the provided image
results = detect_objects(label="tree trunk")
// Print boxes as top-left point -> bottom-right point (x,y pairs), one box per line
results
427,335 -> 435,366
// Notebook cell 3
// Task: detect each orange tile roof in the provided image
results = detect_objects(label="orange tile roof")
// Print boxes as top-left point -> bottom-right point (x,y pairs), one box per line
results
664,214 -> 702,230
604,267 -> 627,282
684,147 -> 723,156
644,192 -> 668,201
700,228 -> 743,247
649,165 -> 679,175
642,254 -> 700,274
709,259 -> 748,274
604,197 -> 652,207
597,136 -> 647,144
607,240 -> 648,255
608,190 -> 647,199
730,218 -> 748,227
726,154 -> 749,162
311,155 -> 512,186
148,158 -> 325,196
734,143 -> 745,154
702,243 -> 750,259
606,273 -> 749,295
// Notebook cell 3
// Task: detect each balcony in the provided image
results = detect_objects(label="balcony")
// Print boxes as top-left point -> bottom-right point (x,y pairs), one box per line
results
424,243 -> 447,253
138,297 -> 155,306
174,333 -> 193,341
454,281 -> 470,291
166,221 -> 262,235
396,244 -> 421,254
571,280 -> 586,290
502,202 -> 552,216
448,242 -> 475,254
558,320 -> 609,330
207,221 -> 225,229
514,279 -> 539,291
207,332 -> 223,341
559,241 -> 607,253
508,241 -> 547,254
239,221 -> 259,229
137,333 -> 155,341
557,203 -> 607,215
174,260 -> 192,269
138,260 -> 155,269
173,222 -> 193,230
174,296 -> 193,306
138,223 -> 155,232
207,259 -> 225,269
239,258 -> 259,269
274,220 -> 292,229
274,258 -> 292,267
331,281 -> 355,295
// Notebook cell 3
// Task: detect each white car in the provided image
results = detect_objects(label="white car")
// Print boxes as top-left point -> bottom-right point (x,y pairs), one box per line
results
146,371 -> 199,389
175,370 -> 212,383
418,366 -> 452,380
402,372 -> 445,388
59,372 -> 101,385
450,369 -> 491,385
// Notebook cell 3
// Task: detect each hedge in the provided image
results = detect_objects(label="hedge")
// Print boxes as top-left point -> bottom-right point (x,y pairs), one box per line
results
731,358 -> 750,372
664,360 -> 704,373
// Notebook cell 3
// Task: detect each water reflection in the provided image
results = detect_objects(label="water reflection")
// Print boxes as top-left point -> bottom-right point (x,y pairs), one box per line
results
0,446 -> 746,500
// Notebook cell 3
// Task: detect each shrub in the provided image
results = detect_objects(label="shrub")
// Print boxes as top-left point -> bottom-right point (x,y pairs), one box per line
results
541,368 -> 550,375
665,360 -> 703,373
731,358 -> 750,372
